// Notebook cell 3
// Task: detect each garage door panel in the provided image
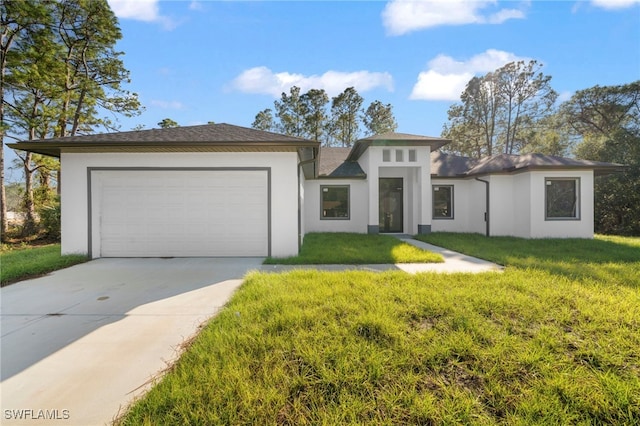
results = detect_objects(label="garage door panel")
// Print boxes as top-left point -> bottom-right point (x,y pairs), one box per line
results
96,170 -> 269,257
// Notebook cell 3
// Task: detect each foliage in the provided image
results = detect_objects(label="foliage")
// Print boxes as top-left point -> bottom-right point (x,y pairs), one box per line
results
330,87 -> 364,147
301,88 -> 329,142
363,100 -> 398,136
0,244 -> 88,286
157,118 -> 179,128
274,86 -> 306,137
562,81 -> 640,235
117,235 -> 639,425
252,86 -> 398,146
443,60 -> 557,157
264,232 -> 443,264
252,108 -> 276,132
37,195 -> 60,238
2,0 -> 142,238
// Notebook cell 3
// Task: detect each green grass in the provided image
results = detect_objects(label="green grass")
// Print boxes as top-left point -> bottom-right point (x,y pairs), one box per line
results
264,232 -> 444,264
415,233 -> 640,288
0,244 -> 89,286
117,234 -> 640,425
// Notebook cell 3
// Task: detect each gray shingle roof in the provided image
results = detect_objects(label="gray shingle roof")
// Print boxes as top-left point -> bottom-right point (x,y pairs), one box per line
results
318,147 -> 365,178
432,152 -> 625,177
7,123 -> 318,157
430,152 -> 478,177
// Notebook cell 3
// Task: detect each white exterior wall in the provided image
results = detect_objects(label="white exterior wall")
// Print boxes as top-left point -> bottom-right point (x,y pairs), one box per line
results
304,179 -> 368,233
60,151 -> 300,257
365,146 -> 432,233
512,173 -> 532,238
431,178 -> 487,234
489,175 -> 516,237
529,170 -> 594,238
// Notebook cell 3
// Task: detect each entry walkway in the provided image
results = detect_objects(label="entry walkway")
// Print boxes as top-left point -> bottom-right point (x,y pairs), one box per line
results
261,237 -> 503,274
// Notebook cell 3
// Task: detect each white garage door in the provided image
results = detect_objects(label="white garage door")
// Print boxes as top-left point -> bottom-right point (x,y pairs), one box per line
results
96,169 -> 269,257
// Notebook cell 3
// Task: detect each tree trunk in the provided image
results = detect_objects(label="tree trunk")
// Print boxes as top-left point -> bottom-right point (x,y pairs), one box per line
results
0,143 -> 7,241
21,151 -> 37,236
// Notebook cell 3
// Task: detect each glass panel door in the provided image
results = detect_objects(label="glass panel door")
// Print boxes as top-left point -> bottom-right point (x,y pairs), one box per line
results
379,178 -> 403,233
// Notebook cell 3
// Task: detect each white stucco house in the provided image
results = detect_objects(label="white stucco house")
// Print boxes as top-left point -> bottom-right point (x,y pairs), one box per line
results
9,123 -> 623,259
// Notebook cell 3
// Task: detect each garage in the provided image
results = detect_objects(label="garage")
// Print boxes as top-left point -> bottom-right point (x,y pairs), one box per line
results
91,168 -> 270,257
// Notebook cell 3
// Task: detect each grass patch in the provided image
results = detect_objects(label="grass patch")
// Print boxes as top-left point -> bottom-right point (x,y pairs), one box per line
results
414,233 -> 640,288
264,232 -> 443,264
118,234 -> 640,425
0,244 -> 89,287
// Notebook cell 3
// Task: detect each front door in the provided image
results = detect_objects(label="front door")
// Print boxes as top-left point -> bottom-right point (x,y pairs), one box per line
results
379,178 -> 403,233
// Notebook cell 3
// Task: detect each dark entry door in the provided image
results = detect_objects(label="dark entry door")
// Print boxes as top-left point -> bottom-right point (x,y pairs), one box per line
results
379,178 -> 403,233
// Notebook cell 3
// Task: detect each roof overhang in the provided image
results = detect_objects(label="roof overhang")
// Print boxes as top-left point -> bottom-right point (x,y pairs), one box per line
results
6,140 -> 319,158
346,136 -> 450,161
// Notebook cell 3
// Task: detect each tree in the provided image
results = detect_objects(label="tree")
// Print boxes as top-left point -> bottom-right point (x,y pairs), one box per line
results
362,100 -> 397,135
251,86 -> 394,146
443,60 -> 557,157
252,108 -> 275,132
274,86 -> 306,137
158,118 -> 178,128
3,0 -> 142,236
560,81 -> 640,235
0,0 -> 50,240
496,60 -> 557,154
330,87 -> 363,147
301,88 -> 329,142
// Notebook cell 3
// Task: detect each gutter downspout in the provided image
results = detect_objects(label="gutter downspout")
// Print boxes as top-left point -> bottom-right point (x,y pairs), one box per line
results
298,156 -> 317,251
475,177 -> 490,237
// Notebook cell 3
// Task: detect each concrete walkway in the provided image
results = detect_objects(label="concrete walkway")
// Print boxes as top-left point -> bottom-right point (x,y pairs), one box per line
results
260,237 -> 503,274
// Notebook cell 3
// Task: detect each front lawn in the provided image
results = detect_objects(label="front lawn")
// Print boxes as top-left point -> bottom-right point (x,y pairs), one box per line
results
117,235 -> 639,425
0,244 -> 89,287
264,232 -> 443,264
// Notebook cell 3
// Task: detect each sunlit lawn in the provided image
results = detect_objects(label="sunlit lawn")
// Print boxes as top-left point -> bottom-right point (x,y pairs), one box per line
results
264,232 -> 443,264
117,234 -> 639,425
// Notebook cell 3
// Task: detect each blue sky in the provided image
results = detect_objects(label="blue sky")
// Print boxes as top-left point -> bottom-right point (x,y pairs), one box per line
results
102,0 -> 639,138
4,0 -> 640,180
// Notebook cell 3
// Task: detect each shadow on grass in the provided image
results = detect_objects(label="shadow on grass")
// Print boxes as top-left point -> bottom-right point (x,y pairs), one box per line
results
265,232 -> 443,265
415,233 -> 640,289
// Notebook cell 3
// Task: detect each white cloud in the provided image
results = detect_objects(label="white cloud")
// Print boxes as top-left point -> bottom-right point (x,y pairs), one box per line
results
107,0 -> 177,30
230,66 -> 394,97
189,1 -> 204,11
410,49 -> 528,101
382,0 -> 526,36
591,0 -> 640,9
150,99 -> 185,109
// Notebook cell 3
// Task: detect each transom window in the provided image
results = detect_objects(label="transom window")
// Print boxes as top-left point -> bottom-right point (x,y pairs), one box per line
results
545,178 -> 580,220
432,185 -> 454,219
321,185 -> 350,219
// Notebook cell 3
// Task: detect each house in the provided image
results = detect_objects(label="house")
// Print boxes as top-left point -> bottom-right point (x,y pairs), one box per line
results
8,123 -> 623,259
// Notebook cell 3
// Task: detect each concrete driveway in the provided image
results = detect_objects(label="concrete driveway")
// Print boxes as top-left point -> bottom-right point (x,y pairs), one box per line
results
1,257 -> 263,426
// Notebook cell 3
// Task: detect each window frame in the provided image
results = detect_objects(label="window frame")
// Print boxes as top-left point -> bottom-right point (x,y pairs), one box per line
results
395,149 -> 404,162
432,185 -> 454,220
382,149 -> 391,162
408,149 -> 417,162
545,177 -> 580,221
320,185 -> 350,220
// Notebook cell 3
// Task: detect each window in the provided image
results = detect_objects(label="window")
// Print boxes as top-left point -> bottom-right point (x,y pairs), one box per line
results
408,149 -> 417,162
395,149 -> 404,162
545,178 -> 580,220
382,149 -> 391,162
432,185 -> 454,219
321,185 -> 350,219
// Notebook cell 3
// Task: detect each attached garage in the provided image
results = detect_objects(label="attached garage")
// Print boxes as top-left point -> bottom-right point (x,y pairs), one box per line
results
8,123 -> 318,259
92,169 -> 270,257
